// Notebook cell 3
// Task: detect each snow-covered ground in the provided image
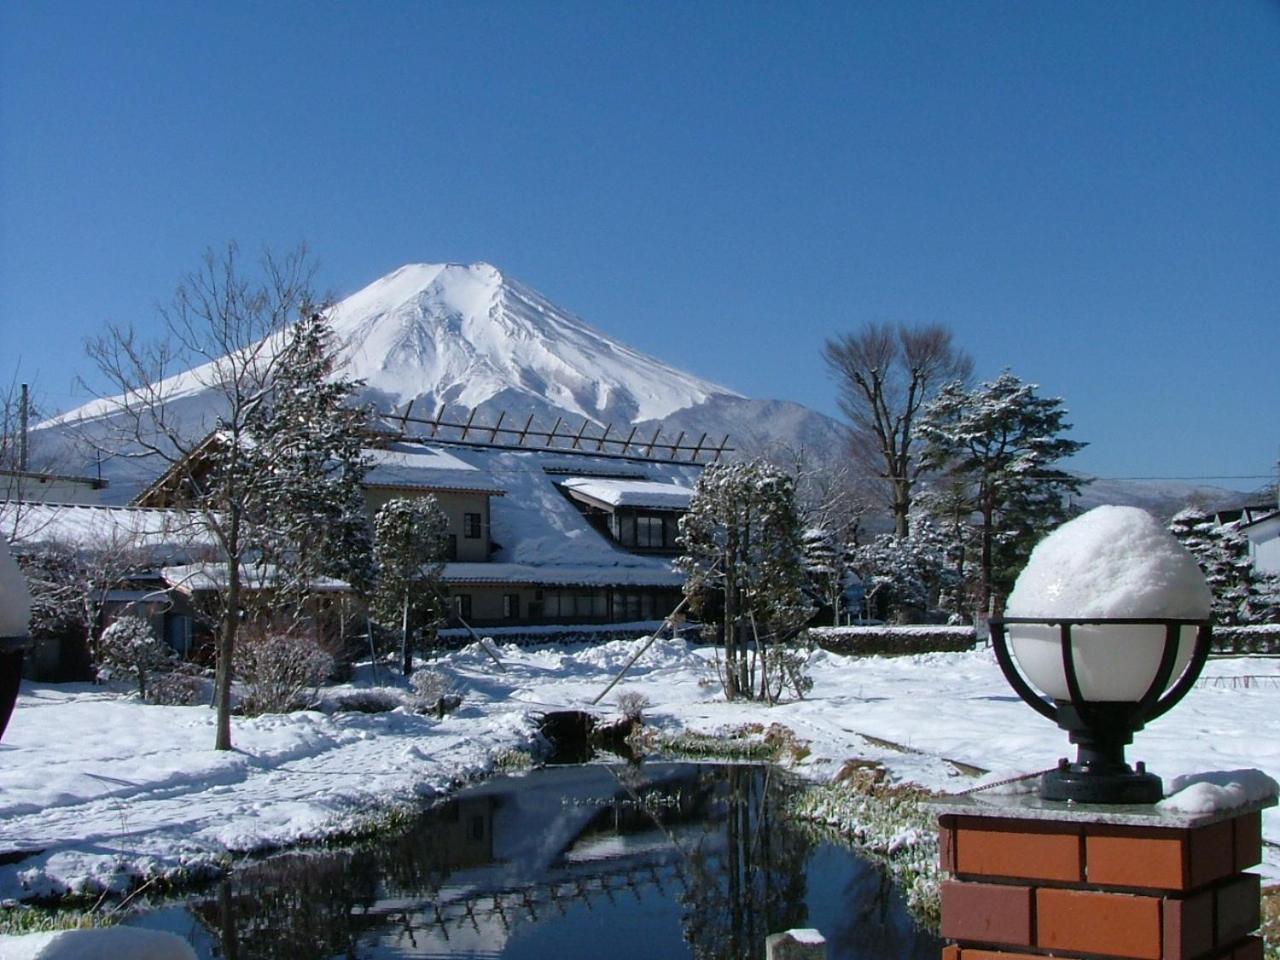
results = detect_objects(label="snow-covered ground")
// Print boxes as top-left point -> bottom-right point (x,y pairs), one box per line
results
1,639 -> 1277,908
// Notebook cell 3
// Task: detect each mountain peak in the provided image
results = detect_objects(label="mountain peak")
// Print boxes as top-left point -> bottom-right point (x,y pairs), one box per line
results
329,262 -> 741,424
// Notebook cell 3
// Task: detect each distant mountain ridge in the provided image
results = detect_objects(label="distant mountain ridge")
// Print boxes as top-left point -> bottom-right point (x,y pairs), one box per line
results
35,260 -> 1250,516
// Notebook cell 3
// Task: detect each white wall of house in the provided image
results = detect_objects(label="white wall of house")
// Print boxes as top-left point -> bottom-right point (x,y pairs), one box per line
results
363,487 -> 493,562
1246,514 -> 1280,575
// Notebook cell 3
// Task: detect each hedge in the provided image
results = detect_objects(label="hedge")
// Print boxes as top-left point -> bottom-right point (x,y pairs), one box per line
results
1211,624 -> 1280,656
436,621 -> 673,649
809,625 -> 977,657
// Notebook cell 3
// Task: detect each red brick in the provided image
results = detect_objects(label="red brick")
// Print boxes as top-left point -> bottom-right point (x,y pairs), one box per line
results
940,880 -> 1034,947
1036,887 -> 1162,959
955,951 -> 1047,959
1087,826 -> 1188,890
941,946 -> 961,960
1163,888 -> 1214,960
1190,820 -> 1236,888
955,819 -> 1082,883
1232,935 -> 1264,960
1233,812 -> 1262,872
1215,873 -> 1262,946
940,817 -> 957,873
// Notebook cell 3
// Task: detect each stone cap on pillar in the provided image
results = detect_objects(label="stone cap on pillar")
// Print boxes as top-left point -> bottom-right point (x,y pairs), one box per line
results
928,785 -> 1276,830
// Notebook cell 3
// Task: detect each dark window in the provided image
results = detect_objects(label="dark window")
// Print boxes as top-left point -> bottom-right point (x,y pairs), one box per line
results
446,534 -> 458,560
618,513 -> 636,545
464,512 -> 482,539
636,514 -> 665,548
453,594 -> 472,621
503,594 -> 520,619
469,814 -> 486,842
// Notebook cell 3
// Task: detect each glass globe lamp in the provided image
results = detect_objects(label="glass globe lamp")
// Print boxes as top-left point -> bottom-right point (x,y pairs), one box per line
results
990,616 -> 1211,804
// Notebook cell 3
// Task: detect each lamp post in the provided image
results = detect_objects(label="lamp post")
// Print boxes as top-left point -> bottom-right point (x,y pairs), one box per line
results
935,508 -> 1271,960
0,537 -> 32,741
989,615 -> 1211,804
990,505 -> 1215,806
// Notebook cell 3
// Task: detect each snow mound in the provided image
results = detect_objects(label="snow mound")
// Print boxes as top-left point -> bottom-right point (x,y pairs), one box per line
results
0,927 -> 196,959
1159,769 -> 1279,814
1005,506 -> 1211,701
568,635 -> 696,673
1006,505 -> 1211,619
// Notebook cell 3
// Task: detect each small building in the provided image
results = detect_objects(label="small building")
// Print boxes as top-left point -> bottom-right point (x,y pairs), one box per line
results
361,440 -> 702,628
8,417 -> 722,651
0,500 -> 213,678
1241,508 -> 1280,576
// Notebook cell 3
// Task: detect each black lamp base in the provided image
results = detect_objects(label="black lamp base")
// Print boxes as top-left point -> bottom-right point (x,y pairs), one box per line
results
1041,760 -> 1164,805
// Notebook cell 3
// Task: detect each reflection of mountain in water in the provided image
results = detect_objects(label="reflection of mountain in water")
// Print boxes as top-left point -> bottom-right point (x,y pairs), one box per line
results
147,763 -> 941,959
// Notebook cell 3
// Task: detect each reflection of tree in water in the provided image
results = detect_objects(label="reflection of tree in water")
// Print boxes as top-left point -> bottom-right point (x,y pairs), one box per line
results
824,859 -> 941,959
678,766 -> 810,960
191,797 -> 471,960
192,849 -> 374,960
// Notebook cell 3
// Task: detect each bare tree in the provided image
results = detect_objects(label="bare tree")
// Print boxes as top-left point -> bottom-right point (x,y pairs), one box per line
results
79,243 -> 318,750
822,323 -> 973,538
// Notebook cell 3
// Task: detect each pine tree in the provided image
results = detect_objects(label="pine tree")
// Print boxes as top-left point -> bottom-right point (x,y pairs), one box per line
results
802,525 -> 847,625
919,371 -> 1086,615
372,496 -> 449,675
677,460 -> 813,702
1170,509 -> 1279,625
847,517 -> 961,622
250,312 -> 373,620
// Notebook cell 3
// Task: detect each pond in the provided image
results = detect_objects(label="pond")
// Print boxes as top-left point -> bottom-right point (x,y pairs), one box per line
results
127,762 -> 943,959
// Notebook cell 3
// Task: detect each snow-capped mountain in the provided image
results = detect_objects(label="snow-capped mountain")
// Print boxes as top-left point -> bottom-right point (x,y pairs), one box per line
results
35,261 -> 845,501
32,260 -> 1251,516
331,262 -> 740,426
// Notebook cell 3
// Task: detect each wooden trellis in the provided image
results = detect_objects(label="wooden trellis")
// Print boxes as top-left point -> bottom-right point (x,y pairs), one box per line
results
380,403 -> 733,464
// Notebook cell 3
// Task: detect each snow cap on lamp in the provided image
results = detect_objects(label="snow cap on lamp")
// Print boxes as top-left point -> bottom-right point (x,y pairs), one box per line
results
1005,505 -> 1211,702
0,538 -> 31,638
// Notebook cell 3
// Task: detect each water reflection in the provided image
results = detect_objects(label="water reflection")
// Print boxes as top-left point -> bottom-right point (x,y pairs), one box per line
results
141,763 -> 941,959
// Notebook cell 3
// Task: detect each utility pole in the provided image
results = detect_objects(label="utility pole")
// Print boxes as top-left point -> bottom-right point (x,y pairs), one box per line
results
18,383 -> 28,471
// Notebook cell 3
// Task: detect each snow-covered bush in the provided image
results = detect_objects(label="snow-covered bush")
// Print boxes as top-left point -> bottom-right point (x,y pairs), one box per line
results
146,665 -> 207,706
678,459 -> 814,702
409,666 -> 460,716
329,689 -> 403,714
97,615 -> 174,700
232,628 -> 333,716
615,690 -> 650,722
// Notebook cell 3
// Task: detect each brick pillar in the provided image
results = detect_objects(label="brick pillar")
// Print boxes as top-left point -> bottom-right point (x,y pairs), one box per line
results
932,794 -> 1274,960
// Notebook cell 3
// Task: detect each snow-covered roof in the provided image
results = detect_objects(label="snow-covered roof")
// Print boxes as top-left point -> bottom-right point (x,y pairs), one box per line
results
1,501 -> 212,555
437,444 -> 702,584
160,563 -> 352,594
1240,509 -> 1280,535
5,444 -> 702,591
362,442 -> 506,495
559,477 -> 693,512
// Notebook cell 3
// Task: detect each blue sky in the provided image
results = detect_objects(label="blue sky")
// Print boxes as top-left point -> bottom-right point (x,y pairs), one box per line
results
2,1 -> 1277,488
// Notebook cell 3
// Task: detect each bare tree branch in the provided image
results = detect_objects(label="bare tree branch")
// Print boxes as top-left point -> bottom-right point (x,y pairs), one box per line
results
823,323 -> 972,537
